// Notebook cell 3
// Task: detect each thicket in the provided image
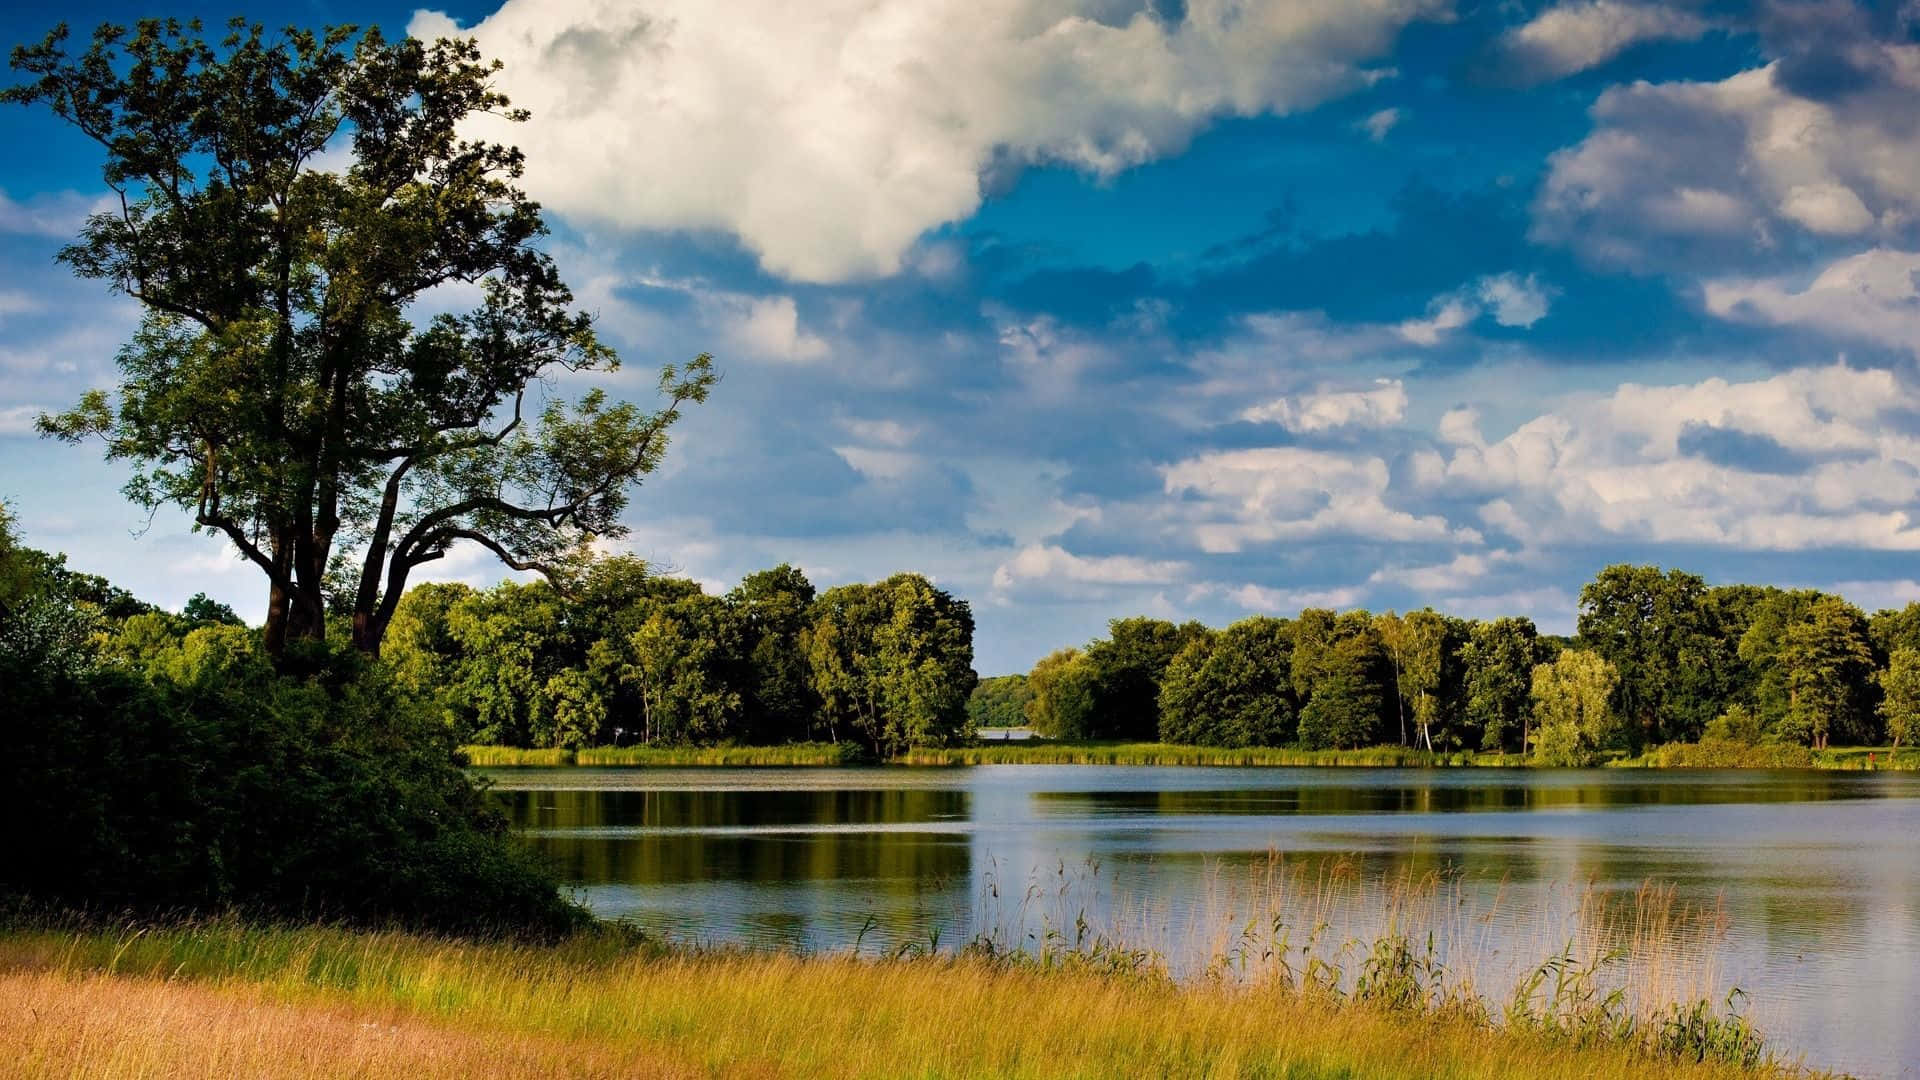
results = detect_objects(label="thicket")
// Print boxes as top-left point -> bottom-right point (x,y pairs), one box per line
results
0,509 -> 583,937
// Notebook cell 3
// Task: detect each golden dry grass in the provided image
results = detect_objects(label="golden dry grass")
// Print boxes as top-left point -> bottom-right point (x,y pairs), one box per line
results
0,923 -> 1815,1080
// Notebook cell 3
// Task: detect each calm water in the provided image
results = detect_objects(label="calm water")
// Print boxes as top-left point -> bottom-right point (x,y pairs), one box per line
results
483,766 -> 1920,1077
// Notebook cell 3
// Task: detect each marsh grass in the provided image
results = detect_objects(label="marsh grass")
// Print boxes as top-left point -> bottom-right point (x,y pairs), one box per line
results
462,742 -> 864,767
897,742 -> 1515,767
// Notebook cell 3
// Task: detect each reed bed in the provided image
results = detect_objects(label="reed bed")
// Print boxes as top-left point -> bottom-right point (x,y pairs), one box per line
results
0,909 -> 1815,1080
897,742 -> 1516,767
462,742 -> 863,767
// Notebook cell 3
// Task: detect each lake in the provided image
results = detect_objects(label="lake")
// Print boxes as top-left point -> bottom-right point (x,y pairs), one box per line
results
482,765 -> 1920,1077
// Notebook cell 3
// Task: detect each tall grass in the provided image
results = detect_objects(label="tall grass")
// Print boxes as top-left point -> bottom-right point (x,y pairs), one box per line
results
463,742 -> 863,767
0,904 -> 1818,1079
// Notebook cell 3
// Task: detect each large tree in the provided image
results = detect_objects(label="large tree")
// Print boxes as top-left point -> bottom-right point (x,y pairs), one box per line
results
9,19 -> 712,657
1529,648 -> 1620,767
1460,616 -> 1540,754
1576,565 -> 1724,746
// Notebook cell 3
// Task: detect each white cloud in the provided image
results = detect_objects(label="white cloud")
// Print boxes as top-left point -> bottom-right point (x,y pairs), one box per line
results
1535,49 -> 1920,269
1397,273 -> 1556,343
1779,182 -> 1876,235
1368,550 -> 1516,593
832,445 -> 920,482
0,405 -> 44,436
1417,363 -> 1920,551
1160,447 -> 1464,553
1475,272 -> 1556,327
991,543 -> 1188,592
1703,248 -> 1920,355
838,417 -> 919,448
1358,107 -> 1401,142
1240,378 -> 1407,432
1397,296 -> 1477,345
410,0 -> 1444,282
0,188 -> 114,238
1493,1 -> 1709,85
1198,581 -> 1366,612
732,295 -> 831,362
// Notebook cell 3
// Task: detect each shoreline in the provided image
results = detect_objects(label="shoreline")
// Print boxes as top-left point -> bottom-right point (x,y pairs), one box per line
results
460,740 -> 1920,770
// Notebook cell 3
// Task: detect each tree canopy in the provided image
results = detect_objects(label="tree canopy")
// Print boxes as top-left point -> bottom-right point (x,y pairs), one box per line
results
8,18 -> 712,658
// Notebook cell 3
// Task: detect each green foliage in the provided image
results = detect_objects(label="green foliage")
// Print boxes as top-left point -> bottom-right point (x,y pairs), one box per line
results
0,566 -> 583,937
1732,590 -> 1877,748
7,19 -> 711,656
1157,618 -> 1294,747
1632,741 -> 1817,769
181,591 -> 243,625
1530,649 -> 1620,766
803,574 -> 976,755
1878,647 -> 1920,751
967,673 -> 1033,728
728,565 -> 820,743
1079,617 -> 1209,740
1702,705 -> 1763,746
1462,616 -> 1542,753
1297,628 -> 1388,750
1025,648 -> 1098,739
1576,566 -> 1729,747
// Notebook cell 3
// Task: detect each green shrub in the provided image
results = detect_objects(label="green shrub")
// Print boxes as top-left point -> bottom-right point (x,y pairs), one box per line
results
1,602 -> 585,939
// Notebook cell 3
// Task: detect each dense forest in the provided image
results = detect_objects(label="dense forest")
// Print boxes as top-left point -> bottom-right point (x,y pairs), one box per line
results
380,558 -> 976,757
1015,565 -> 1920,762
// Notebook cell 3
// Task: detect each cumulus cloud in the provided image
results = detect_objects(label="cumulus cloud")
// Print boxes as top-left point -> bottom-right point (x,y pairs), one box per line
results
1161,447 -> 1464,553
991,543 -> 1189,593
1534,44 -> 1920,271
1368,550 -> 1516,593
1240,378 -> 1407,432
409,0 -> 1444,282
1397,273 -> 1556,343
1703,247 -> 1920,355
1489,1 -> 1710,86
1194,581 -> 1366,613
1409,363 -> 1920,551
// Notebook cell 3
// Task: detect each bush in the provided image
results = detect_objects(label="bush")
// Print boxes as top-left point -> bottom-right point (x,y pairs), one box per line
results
1,604 -> 586,939
1639,741 -> 1817,769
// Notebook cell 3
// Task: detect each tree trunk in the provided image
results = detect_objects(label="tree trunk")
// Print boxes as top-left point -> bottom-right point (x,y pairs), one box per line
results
262,579 -> 291,656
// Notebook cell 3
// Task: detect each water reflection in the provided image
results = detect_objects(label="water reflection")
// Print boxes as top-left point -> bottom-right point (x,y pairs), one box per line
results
481,766 -> 1920,1077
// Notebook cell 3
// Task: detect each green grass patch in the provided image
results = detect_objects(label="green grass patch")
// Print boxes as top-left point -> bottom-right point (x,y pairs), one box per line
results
463,743 -> 864,767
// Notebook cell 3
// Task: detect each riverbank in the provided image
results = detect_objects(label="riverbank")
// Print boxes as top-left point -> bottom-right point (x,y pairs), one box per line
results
462,739 -> 1918,769
0,921 -> 1811,1079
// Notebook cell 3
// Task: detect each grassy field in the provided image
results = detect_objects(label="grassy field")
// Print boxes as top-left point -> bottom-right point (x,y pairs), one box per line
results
0,921 -> 1816,1080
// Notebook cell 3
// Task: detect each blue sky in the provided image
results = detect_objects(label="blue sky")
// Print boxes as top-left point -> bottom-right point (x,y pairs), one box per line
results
5,0 -> 1920,674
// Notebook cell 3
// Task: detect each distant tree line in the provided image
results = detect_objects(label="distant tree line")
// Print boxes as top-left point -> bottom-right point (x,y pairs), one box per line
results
381,558 -> 977,757
1010,565 -> 1920,762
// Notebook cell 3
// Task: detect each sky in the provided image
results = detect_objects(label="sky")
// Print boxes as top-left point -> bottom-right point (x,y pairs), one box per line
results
4,0 -> 1920,675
